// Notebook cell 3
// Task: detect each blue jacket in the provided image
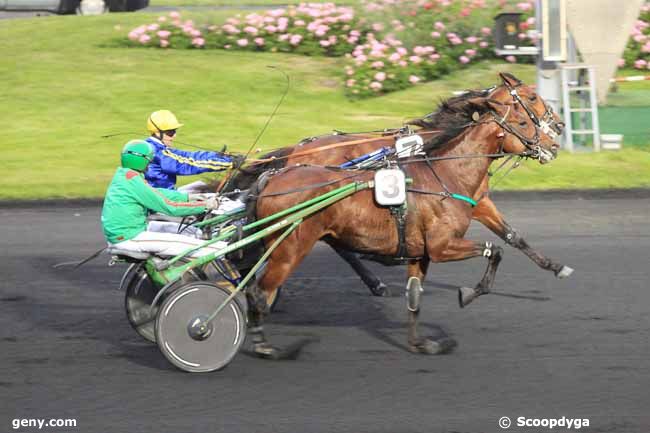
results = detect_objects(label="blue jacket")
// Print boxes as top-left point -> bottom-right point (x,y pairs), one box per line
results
144,137 -> 233,189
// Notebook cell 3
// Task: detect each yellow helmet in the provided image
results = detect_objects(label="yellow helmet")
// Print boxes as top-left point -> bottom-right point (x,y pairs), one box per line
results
147,110 -> 184,135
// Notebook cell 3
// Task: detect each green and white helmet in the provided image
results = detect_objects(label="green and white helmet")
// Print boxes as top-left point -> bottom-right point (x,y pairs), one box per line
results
121,140 -> 153,172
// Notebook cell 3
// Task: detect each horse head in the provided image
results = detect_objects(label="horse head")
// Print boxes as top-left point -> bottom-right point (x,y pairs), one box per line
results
493,72 -> 565,140
480,94 -> 560,163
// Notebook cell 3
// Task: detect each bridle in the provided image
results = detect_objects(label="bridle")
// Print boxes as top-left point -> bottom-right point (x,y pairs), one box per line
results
485,84 -> 562,164
502,80 -> 565,139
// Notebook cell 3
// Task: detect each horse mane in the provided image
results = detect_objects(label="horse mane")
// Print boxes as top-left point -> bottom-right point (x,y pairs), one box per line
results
407,88 -> 493,152
220,147 -> 293,192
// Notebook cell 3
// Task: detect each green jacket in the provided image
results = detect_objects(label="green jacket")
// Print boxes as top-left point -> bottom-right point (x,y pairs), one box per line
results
101,167 -> 206,243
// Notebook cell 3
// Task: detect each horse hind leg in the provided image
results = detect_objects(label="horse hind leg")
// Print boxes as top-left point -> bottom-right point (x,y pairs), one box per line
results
458,242 -> 504,308
405,260 -> 457,355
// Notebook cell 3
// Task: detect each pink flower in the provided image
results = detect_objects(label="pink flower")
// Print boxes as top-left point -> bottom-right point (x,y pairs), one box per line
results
429,53 -> 440,61
190,29 -> 201,38
224,44 -> 232,49
431,31 -> 441,38
643,42 -> 650,53
409,75 -> 420,84
465,49 -> 476,56
264,25 -> 277,33
139,34 -> 151,44
369,81 -> 383,91
289,34 -> 303,45
160,39 -> 169,48
128,31 -> 140,41
459,55 -> 470,64
434,21 -> 445,30
157,30 -> 171,39
388,53 -> 401,62
294,19 -> 306,26
479,41 -> 488,48
506,55 -> 517,63
466,36 -> 478,44
254,37 -> 265,46
617,58 -> 625,67
481,27 -> 491,35
398,60 -> 408,67
409,55 -> 422,64
633,34 -> 646,43
374,72 -> 386,81
158,16 -> 167,23
320,40 -> 331,47
516,2 -> 532,11
346,79 -> 356,87
192,37 -> 205,47
371,61 -> 385,68
237,38 -> 249,47
244,26 -> 258,35
169,11 -> 180,19
147,24 -> 159,32
634,59 -> 647,69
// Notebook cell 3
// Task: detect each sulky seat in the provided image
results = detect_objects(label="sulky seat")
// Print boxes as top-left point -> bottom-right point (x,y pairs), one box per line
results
106,246 -> 151,261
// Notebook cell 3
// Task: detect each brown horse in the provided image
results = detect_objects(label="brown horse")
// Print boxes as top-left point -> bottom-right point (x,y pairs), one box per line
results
245,92 -> 560,357
226,73 -> 570,299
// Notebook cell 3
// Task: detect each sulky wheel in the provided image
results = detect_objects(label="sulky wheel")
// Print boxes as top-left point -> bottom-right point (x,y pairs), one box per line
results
155,282 -> 246,373
124,259 -> 206,343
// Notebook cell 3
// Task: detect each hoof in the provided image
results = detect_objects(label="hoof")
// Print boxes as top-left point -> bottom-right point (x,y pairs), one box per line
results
408,337 -> 457,355
253,342 -> 281,360
369,281 -> 389,297
458,287 -> 478,308
555,265 -> 574,279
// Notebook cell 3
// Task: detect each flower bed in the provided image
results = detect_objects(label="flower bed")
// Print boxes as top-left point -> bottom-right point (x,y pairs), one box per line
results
122,0 -> 649,97
126,4 -> 371,56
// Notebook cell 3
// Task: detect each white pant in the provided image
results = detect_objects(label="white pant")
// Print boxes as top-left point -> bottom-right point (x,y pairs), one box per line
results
178,180 -> 209,193
111,231 -> 228,258
147,220 -> 202,237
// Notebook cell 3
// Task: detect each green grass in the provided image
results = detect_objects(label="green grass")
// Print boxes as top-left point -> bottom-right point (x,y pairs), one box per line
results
0,11 -> 649,200
494,148 -> 650,190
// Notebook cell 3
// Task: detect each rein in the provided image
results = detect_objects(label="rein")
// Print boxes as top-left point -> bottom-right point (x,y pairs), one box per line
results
248,130 -> 442,165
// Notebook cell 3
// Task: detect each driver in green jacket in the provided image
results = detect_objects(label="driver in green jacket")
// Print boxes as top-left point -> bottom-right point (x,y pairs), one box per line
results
101,140 -> 226,258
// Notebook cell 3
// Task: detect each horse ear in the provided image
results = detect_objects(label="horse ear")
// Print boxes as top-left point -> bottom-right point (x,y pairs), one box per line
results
499,72 -> 521,87
485,99 -> 510,118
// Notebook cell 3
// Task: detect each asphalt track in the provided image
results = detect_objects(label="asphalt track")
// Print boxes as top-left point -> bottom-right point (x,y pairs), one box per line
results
1,194 -> 649,433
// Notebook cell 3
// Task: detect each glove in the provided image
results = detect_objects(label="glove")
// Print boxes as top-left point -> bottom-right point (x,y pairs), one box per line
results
205,196 -> 221,211
229,154 -> 247,169
189,193 -> 216,201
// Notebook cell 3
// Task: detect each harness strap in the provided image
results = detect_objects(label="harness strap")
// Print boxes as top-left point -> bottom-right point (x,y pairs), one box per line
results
407,188 -> 477,207
390,204 -> 409,258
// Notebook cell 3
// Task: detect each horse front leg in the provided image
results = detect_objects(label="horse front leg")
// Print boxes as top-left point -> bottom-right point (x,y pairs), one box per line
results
426,237 -> 502,308
458,242 -> 503,308
331,245 -> 388,296
473,197 -> 573,278
406,259 -> 457,355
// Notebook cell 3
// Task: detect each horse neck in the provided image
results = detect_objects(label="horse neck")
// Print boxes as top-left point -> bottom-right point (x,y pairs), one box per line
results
427,121 -> 502,196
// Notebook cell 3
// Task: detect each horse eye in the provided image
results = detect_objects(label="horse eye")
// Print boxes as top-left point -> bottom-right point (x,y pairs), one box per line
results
529,95 -> 537,102
519,120 -> 528,127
